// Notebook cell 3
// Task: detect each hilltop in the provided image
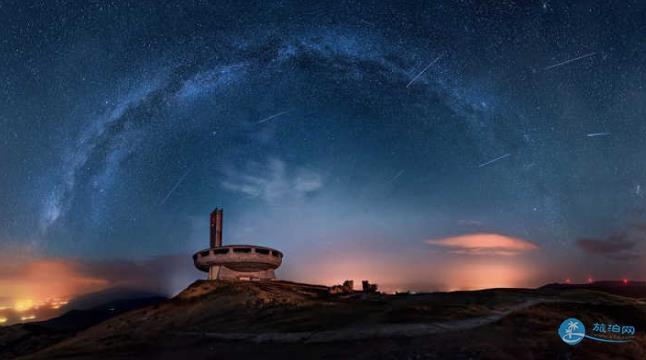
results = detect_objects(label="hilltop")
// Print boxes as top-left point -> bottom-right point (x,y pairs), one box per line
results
541,281 -> 646,298
2,280 -> 645,359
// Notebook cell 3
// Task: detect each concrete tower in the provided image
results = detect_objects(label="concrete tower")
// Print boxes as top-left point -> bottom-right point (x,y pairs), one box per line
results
193,208 -> 283,281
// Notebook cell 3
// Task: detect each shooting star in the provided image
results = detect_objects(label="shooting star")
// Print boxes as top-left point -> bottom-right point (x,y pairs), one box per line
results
586,132 -> 611,137
257,111 -> 291,124
478,153 -> 511,168
389,169 -> 405,182
544,52 -> 596,70
159,168 -> 191,206
406,54 -> 444,88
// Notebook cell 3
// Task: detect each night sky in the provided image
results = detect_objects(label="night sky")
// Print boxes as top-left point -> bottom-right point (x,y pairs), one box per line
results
2,1 -> 646,301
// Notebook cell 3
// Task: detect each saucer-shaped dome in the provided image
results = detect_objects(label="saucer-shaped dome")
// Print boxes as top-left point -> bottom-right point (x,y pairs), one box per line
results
193,245 -> 283,272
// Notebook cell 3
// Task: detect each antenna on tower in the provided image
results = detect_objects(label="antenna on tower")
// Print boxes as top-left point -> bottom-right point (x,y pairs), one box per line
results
209,208 -> 223,247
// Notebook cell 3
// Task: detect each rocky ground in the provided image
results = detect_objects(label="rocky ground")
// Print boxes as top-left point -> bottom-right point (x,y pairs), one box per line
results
1,280 -> 644,359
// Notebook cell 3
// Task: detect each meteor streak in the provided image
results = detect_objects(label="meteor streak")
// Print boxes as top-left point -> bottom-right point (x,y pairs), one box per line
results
159,168 -> 191,206
478,153 -> 511,168
544,52 -> 596,70
257,111 -> 291,124
406,54 -> 444,88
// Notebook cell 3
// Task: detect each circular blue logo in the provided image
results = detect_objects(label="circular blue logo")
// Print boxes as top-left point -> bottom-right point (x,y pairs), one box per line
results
559,318 -> 586,345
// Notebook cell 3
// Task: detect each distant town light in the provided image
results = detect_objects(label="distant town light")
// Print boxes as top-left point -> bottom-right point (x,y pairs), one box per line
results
14,299 -> 34,312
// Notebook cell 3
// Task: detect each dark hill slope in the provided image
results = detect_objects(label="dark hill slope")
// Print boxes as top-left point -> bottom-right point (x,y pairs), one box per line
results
17,280 -> 646,359
0,296 -> 164,359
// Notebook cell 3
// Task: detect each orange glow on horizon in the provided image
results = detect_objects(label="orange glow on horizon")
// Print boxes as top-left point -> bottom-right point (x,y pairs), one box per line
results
0,258 -> 109,310
288,244 -> 539,292
444,263 -> 532,291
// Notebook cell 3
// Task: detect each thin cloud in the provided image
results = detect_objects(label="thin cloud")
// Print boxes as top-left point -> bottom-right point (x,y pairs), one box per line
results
576,236 -> 635,254
221,158 -> 323,203
576,234 -> 640,260
457,219 -> 484,227
426,233 -> 539,256
575,222 -> 646,261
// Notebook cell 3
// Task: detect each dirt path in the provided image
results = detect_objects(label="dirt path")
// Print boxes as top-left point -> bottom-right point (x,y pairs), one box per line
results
177,298 -> 552,343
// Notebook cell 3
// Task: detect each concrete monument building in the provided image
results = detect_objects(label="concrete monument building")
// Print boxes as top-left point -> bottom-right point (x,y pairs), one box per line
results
193,208 -> 283,280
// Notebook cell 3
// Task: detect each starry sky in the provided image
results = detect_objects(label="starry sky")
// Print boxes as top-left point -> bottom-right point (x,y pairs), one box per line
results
2,1 -> 646,300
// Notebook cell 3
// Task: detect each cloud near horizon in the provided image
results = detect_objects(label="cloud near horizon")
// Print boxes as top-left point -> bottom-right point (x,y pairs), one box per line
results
0,258 -> 108,302
576,233 -> 641,261
0,254 -> 202,306
425,233 -> 539,256
573,221 -> 646,261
